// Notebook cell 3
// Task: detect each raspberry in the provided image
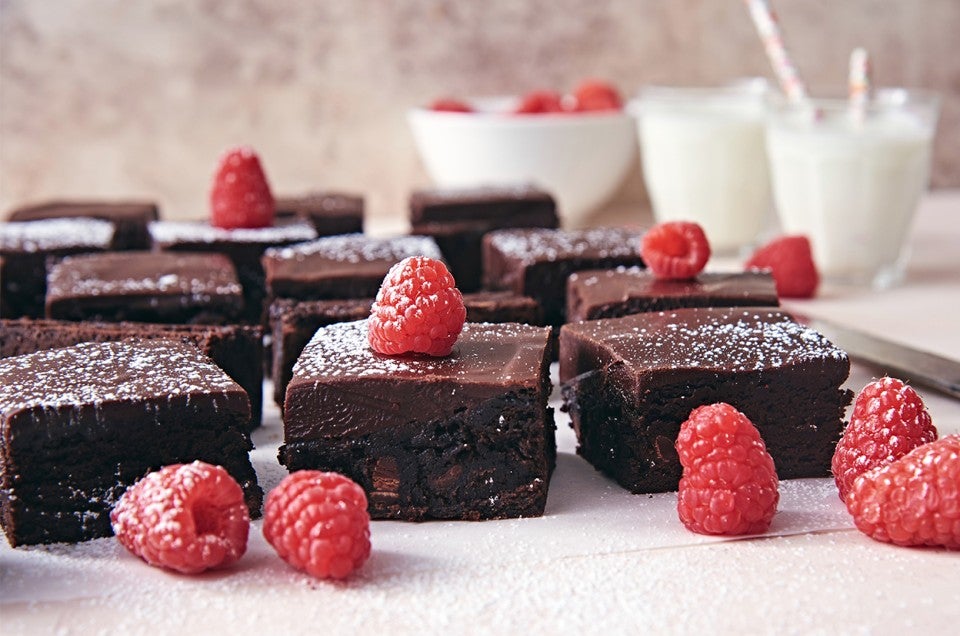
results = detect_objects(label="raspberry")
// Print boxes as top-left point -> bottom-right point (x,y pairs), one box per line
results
640,221 -> 711,280
745,235 -> 819,298
514,90 -> 565,114
209,146 -> 275,229
570,79 -> 623,112
846,435 -> 960,549
676,403 -> 780,535
263,471 -> 371,579
430,98 -> 473,113
368,255 -> 466,357
832,377 -> 937,503
110,461 -> 250,574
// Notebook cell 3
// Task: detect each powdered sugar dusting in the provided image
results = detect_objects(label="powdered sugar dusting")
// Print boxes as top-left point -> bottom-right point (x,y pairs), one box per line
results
0,340 -> 241,411
0,218 -> 115,252
574,308 -> 848,372
47,252 -> 243,299
148,220 -> 317,245
292,320 -> 550,385
486,227 -> 642,264
265,233 -> 443,264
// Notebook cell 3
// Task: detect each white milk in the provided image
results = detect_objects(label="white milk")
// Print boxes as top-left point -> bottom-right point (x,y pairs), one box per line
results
635,85 -> 771,254
766,97 -> 936,287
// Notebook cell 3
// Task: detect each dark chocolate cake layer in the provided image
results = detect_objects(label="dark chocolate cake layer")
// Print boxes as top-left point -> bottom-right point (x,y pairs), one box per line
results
275,192 -> 364,236
149,219 -> 317,323
483,227 -> 646,326
1,319 -> 263,431
281,320 -> 555,521
6,200 -> 159,250
0,218 -> 116,319
46,251 -> 244,324
559,307 -> 852,493
0,340 -> 261,547
410,186 -> 559,292
566,268 -> 779,322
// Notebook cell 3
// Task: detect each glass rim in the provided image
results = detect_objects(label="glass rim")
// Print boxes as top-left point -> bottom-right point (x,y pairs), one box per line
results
767,87 -> 940,112
635,78 -> 770,103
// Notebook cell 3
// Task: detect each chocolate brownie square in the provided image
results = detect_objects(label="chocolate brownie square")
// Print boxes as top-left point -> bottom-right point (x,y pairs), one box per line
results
1,218 -> 115,319
409,185 -> 559,292
149,219 -> 317,323
0,318 -> 263,431
275,192 -> 364,236
483,227 -> 646,326
268,291 -> 542,408
46,251 -> 244,324
281,320 -> 555,520
0,340 -> 262,547
566,268 -> 779,322
6,200 -> 159,250
262,234 -> 443,302
559,308 -> 853,494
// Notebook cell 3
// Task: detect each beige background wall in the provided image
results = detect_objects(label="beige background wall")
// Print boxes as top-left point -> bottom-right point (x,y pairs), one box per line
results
2,0 -> 958,228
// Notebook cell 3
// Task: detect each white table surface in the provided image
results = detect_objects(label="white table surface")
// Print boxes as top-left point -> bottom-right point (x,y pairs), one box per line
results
2,191 -> 959,635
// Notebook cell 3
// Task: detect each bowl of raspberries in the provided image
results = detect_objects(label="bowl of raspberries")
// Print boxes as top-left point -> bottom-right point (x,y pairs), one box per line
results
408,79 -> 637,227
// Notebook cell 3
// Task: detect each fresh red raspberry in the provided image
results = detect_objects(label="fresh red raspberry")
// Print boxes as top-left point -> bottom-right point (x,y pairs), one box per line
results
514,90 -> 565,114
430,98 -> 473,113
640,221 -> 712,280
570,79 -> 623,112
209,146 -> 275,229
846,435 -> 960,549
263,471 -> 371,579
745,235 -> 819,299
676,403 -> 780,535
368,255 -> 466,357
110,461 -> 250,574
832,377 -> 937,503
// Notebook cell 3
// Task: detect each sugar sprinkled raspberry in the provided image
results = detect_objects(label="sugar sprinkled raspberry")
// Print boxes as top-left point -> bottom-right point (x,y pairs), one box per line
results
368,255 -> 466,357
263,471 -> 371,579
640,221 -> 711,280
210,146 -> 275,229
675,403 -> 779,535
832,377 -> 937,503
110,461 -> 250,574
846,435 -> 960,549
745,235 -> 819,298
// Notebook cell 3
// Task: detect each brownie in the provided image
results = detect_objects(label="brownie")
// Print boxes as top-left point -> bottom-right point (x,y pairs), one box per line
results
483,227 -> 646,326
409,185 -> 559,292
566,268 -> 780,323
0,340 -> 262,547
281,320 -> 555,520
262,234 -> 444,302
1,318 -> 263,431
559,308 -> 853,494
275,192 -> 364,236
1,218 -> 115,319
268,291 -> 542,408
46,251 -> 244,324
6,200 -> 159,250
149,219 -> 317,323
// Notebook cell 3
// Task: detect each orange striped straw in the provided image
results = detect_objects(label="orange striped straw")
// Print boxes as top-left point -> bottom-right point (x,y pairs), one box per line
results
849,47 -> 872,123
744,0 -> 808,103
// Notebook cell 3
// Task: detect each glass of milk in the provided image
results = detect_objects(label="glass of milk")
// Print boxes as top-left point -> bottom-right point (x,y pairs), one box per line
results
632,80 -> 772,255
766,89 -> 939,289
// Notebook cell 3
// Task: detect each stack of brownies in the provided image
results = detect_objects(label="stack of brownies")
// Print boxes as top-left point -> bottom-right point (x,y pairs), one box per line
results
0,185 -> 853,548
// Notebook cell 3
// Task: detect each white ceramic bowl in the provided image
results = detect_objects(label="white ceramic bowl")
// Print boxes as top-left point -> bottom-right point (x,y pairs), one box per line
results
408,97 -> 637,226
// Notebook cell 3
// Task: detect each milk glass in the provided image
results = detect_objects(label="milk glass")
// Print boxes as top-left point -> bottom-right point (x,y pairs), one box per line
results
633,81 -> 772,255
766,89 -> 939,289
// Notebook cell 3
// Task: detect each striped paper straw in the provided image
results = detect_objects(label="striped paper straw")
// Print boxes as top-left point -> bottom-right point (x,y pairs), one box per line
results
744,0 -> 808,103
849,47 -> 872,124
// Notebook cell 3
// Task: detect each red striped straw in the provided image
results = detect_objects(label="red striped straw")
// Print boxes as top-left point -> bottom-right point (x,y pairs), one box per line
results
744,0 -> 808,103
849,47 -> 872,124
